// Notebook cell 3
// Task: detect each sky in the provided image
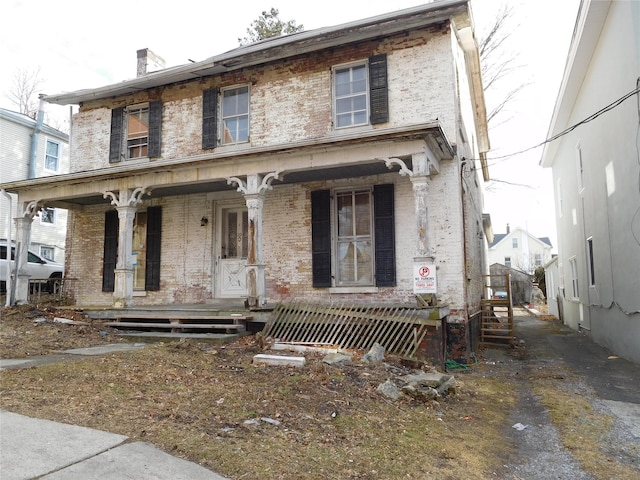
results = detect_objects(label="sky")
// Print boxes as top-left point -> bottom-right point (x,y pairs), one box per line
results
0,0 -> 582,251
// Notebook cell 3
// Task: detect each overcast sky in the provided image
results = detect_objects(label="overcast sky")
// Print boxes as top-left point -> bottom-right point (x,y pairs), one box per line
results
1,0 -> 581,250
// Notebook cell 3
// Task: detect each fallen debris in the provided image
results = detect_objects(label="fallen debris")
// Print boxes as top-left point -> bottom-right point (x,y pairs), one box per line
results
252,354 -> 306,367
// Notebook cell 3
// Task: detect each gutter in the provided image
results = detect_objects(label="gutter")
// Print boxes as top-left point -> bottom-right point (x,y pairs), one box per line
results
28,96 -> 46,179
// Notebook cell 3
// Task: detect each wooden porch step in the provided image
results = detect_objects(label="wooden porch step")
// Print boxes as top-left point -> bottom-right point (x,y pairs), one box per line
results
104,322 -> 245,330
115,314 -> 252,321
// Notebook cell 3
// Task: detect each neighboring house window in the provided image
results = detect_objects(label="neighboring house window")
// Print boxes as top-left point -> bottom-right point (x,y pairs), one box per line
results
45,139 -> 60,172
332,54 -> 388,129
534,253 -> 542,266
221,86 -> 249,144
102,206 -> 162,292
505,256 -> 511,267
512,238 -> 518,248
311,184 -> 395,288
587,237 -> 595,286
40,246 -> 54,261
569,256 -> 579,299
40,208 -> 55,225
109,101 -> 162,162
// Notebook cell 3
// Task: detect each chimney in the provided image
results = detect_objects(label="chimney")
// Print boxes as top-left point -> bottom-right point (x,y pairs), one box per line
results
137,48 -> 165,77
506,223 -> 510,234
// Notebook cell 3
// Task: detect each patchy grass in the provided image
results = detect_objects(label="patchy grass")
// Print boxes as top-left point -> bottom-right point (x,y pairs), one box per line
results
532,379 -> 638,479
0,305 -> 519,479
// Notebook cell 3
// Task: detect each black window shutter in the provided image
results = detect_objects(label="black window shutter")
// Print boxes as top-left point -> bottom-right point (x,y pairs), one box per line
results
374,184 -> 396,286
145,206 -> 162,291
202,88 -> 218,149
311,190 -> 332,288
102,210 -> 119,292
109,108 -> 124,163
369,54 -> 389,125
147,100 -> 162,158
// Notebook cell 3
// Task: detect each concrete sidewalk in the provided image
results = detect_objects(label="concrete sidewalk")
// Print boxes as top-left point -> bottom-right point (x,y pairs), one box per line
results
0,411 -> 228,480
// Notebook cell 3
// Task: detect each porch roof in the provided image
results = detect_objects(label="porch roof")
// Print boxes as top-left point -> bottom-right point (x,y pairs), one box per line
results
1,123 -> 453,208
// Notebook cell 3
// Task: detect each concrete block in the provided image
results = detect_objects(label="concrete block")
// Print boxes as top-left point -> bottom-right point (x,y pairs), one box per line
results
253,354 -> 306,367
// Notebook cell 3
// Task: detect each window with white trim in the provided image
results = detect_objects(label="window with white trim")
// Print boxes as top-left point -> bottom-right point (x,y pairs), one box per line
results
569,256 -> 579,299
334,63 -> 368,128
45,139 -> 60,172
505,256 -> 511,267
109,101 -> 162,163
40,246 -> 54,261
512,238 -> 518,248
126,105 -> 150,158
40,208 -> 56,225
221,86 -> 249,144
535,253 -> 542,266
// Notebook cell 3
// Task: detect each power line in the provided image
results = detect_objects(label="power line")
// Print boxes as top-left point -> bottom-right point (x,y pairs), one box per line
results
481,83 -> 640,164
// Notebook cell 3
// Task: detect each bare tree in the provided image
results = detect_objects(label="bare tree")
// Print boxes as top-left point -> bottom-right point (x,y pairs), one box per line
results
478,4 -> 530,128
5,67 -> 45,118
239,7 -> 304,46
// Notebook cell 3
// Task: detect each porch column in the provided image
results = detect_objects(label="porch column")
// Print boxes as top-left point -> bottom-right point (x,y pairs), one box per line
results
227,172 -> 280,308
12,201 -> 39,305
104,187 -> 148,308
410,175 -> 432,258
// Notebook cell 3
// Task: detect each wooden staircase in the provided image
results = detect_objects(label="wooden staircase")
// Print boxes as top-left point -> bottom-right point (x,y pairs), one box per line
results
480,274 -> 513,346
102,312 -> 251,335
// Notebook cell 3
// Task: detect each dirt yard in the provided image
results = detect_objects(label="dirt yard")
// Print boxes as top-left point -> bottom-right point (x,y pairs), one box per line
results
1,303 -> 637,479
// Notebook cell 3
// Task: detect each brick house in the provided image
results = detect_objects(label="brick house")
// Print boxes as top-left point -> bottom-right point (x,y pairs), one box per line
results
1,0 -> 491,362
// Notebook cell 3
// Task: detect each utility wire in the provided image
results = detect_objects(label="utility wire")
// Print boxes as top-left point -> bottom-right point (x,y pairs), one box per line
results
480,83 -> 640,164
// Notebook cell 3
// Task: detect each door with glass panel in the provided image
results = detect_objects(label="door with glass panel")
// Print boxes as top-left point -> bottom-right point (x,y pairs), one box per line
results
216,205 -> 248,297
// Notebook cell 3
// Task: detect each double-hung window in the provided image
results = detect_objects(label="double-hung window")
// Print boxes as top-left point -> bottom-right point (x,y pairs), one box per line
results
126,105 -> 149,159
332,54 -> 389,129
335,189 -> 373,285
222,86 -> 249,144
45,139 -> 60,172
312,184 -> 395,288
334,64 -> 368,128
109,101 -> 162,162
40,208 -> 55,225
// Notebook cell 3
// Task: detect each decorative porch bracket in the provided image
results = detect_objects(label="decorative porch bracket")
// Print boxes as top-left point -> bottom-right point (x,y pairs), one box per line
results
12,200 -> 41,304
103,187 -> 150,307
380,153 -> 436,259
227,172 -> 282,308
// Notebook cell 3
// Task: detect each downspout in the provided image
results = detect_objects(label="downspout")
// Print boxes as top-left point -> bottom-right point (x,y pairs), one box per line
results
1,189 -> 13,306
28,95 -> 46,179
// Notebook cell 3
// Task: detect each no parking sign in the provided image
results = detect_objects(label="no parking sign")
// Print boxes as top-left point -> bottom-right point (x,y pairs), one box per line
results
413,261 -> 436,293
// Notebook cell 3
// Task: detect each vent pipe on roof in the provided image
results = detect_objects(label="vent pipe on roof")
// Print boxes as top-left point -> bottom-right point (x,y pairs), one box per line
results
137,48 -> 166,77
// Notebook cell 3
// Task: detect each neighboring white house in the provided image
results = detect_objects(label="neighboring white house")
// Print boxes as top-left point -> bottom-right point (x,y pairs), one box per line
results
541,0 -> 640,364
487,224 -> 553,274
0,107 -> 69,263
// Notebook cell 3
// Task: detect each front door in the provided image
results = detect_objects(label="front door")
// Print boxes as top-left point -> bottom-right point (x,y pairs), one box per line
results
216,205 -> 248,297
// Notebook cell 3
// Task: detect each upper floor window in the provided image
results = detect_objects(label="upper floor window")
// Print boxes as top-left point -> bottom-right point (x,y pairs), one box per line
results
505,256 -> 511,267
222,86 -> 249,144
45,139 -> 60,172
512,238 -> 518,248
40,208 -> 56,225
332,54 -> 389,130
127,105 -> 149,159
109,101 -> 162,163
334,63 -> 368,128
534,253 -> 542,266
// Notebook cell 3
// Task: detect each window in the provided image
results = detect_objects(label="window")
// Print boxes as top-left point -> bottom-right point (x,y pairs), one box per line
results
512,238 -> 518,248
127,105 -> 149,158
332,54 -> 388,129
587,237 -> 595,286
534,253 -> 542,266
336,189 -> 373,285
334,64 -> 368,128
222,86 -> 249,144
40,208 -> 55,225
311,184 -> 395,288
109,101 -> 162,162
569,256 -> 579,299
40,246 -> 54,261
45,140 -> 60,171
505,256 -> 511,267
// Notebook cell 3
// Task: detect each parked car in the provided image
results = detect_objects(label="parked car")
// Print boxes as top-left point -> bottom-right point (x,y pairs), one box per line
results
0,241 -> 64,293
492,290 -> 508,300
